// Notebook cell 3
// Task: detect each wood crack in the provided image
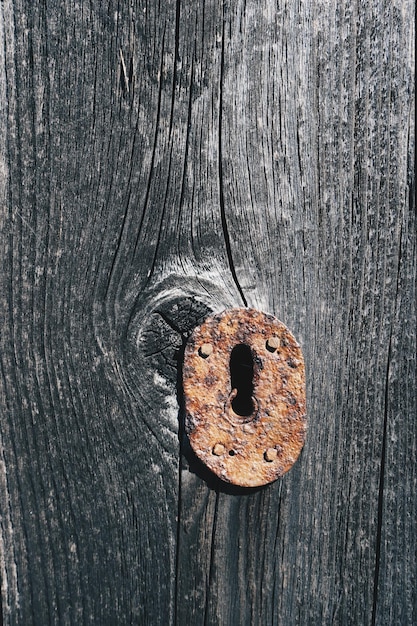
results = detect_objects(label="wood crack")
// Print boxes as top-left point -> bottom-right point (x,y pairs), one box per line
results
203,491 -> 220,626
371,220 -> 403,625
218,9 -> 247,308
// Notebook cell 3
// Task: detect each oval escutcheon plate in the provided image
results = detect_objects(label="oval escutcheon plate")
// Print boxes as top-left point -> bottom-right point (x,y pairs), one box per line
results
183,308 -> 307,487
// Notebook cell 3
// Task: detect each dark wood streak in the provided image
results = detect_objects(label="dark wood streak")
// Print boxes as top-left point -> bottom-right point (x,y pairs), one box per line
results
0,0 -> 415,624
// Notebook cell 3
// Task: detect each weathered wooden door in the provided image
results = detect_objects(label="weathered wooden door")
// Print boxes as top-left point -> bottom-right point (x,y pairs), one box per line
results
0,1 -> 415,624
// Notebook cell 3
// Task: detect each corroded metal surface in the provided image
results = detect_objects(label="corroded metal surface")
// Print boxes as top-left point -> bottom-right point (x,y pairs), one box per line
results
183,308 -> 307,487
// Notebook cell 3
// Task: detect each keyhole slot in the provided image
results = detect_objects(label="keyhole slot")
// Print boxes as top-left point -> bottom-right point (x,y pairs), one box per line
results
230,344 -> 255,417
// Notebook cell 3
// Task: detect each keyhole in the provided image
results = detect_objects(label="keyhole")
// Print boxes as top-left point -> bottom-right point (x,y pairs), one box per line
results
230,344 -> 255,417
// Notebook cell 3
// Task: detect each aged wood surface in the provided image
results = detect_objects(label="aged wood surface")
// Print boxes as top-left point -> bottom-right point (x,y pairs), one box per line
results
0,0 -> 415,624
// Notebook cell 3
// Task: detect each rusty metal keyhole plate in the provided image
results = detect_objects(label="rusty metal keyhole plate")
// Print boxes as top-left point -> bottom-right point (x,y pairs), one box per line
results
183,308 -> 307,487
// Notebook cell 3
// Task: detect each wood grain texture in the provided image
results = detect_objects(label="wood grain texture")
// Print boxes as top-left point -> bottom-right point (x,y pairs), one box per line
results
0,0 -> 415,625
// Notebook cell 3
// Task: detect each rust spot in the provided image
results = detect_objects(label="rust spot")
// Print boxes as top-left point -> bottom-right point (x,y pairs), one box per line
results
204,374 -> 218,387
183,308 -> 307,487
286,357 -> 299,369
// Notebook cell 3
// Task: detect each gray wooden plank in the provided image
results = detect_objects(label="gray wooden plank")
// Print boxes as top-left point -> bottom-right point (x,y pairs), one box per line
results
0,0 -> 184,623
175,0 -> 415,625
0,0 -> 415,625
